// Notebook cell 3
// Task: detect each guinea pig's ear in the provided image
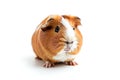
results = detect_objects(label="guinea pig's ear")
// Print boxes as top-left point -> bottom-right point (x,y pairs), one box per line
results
41,18 -> 54,32
62,15 -> 70,19
74,16 -> 81,27
62,15 -> 81,27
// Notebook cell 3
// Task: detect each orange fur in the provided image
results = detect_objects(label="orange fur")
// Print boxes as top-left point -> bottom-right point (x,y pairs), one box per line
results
32,15 -> 82,63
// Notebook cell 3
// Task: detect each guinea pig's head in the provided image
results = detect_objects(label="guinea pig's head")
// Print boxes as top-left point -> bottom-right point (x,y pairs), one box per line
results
39,15 -> 82,54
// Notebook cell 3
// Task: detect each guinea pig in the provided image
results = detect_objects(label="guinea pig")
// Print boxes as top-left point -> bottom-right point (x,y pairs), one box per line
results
31,15 -> 83,68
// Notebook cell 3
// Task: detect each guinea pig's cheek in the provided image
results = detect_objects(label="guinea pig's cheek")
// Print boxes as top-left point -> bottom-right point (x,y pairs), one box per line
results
51,37 -> 59,46
47,37 -> 64,53
49,39 -> 57,48
70,41 -> 78,52
52,41 -> 57,46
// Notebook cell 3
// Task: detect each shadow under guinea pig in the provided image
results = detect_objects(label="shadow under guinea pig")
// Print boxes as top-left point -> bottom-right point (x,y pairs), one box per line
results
24,56 -> 80,75
26,56 -> 70,68
34,57 -> 70,68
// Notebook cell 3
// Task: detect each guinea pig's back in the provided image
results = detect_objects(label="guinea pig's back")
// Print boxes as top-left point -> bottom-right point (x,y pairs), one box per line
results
32,29 -> 45,60
32,29 -> 56,62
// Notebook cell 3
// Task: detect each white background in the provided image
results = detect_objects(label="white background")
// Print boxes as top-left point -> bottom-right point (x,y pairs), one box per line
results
0,0 -> 120,80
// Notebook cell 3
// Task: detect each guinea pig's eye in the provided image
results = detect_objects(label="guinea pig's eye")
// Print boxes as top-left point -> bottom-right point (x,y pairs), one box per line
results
55,26 -> 60,33
73,28 -> 75,30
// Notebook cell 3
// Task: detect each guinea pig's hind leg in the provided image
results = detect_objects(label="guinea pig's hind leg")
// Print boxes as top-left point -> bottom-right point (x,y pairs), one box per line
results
43,61 -> 55,68
65,61 -> 78,66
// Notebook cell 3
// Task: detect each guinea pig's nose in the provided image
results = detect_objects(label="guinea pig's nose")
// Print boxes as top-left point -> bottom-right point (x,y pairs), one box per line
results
65,41 -> 73,44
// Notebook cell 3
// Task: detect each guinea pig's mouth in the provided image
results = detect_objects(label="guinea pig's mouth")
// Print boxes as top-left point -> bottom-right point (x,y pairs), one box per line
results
63,40 -> 78,52
64,45 -> 72,52
64,46 -> 71,52
63,41 -> 74,52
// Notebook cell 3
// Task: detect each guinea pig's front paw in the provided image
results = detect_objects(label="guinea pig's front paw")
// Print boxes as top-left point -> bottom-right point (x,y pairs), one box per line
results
43,61 -> 55,68
65,61 -> 78,66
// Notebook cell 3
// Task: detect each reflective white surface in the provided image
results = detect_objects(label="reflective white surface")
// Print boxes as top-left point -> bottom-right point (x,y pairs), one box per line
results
0,0 -> 120,80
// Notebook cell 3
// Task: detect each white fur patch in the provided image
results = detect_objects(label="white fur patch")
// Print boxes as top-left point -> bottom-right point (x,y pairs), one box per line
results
61,17 -> 76,41
53,49 -> 76,62
53,17 -> 78,62
53,41 -> 78,62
